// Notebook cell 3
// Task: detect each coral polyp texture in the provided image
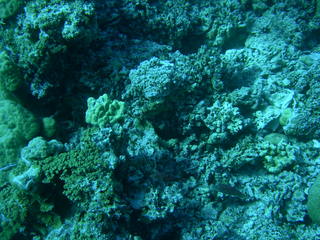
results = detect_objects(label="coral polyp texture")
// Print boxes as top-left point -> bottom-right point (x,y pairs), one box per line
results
1,0 -> 320,239
85,93 -> 125,128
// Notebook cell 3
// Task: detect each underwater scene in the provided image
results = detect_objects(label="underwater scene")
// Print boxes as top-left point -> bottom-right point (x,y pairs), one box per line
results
1,0 -> 320,239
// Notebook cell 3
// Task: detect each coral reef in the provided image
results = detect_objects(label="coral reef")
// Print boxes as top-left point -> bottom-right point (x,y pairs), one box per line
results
1,0 -> 320,239
0,51 -> 22,92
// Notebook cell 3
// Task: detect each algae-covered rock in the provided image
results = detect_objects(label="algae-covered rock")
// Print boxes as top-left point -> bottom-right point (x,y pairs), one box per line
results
0,100 -> 39,166
254,106 -> 281,131
264,133 -> 287,145
204,100 -> 245,144
20,136 -> 64,164
279,108 -> 293,126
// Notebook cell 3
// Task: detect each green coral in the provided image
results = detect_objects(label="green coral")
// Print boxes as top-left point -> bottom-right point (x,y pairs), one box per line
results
307,174 -> 320,224
0,0 -> 23,19
258,134 -> 299,173
0,184 -> 29,240
0,100 -> 39,169
0,137 -> 63,237
0,100 -> 39,141
9,136 -> 63,190
35,129 -> 115,205
20,137 -> 64,164
29,129 -> 125,239
0,51 -> 22,92
0,182 -> 62,239
85,94 -> 125,128
0,0 -> 96,97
